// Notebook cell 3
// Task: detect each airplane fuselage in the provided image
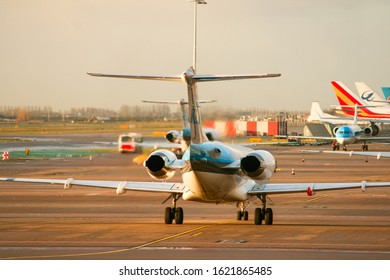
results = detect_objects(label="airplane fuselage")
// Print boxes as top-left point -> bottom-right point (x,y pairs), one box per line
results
335,124 -> 363,145
181,141 -> 276,203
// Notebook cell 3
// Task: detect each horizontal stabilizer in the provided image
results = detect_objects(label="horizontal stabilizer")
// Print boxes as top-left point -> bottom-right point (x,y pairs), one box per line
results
142,99 -> 217,105
88,72 -> 281,83
193,73 -> 281,82
87,73 -> 182,82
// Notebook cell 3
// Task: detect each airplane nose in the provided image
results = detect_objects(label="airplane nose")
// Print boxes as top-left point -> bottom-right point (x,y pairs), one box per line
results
336,138 -> 344,145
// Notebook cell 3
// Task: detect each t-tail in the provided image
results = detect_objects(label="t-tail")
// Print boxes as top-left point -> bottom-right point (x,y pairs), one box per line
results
88,69 -> 280,144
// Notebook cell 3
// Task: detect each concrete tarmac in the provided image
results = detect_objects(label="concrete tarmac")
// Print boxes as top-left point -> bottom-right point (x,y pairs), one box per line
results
1,135 -> 390,260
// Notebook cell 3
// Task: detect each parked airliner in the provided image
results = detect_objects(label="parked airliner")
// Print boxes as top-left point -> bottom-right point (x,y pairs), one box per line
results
289,102 -> 390,151
332,81 -> 390,119
355,82 -> 390,110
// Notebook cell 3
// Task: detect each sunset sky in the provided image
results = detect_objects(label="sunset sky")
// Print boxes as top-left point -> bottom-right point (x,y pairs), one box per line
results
1,0 -> 389,111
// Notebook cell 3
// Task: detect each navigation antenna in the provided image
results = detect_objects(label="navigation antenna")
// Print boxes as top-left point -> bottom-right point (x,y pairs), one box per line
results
191,0 -> 207,73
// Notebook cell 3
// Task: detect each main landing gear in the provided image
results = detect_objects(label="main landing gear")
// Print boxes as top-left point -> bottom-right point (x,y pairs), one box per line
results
164,193 -> 183,224
236,195 -> 274,225
254,194 -> 273,225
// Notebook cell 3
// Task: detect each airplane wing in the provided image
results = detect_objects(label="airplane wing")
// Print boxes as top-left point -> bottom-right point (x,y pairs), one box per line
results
137,142 -> 181,149
246,141 -> 302,147
0,177 -> 185,195
360,136 -> 390,141
300,149 -> 390,159
249,181 -> 390,195
276,135 -> 335,141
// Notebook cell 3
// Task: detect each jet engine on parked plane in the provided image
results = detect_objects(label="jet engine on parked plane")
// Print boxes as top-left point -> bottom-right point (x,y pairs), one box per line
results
204,128 -> 221,141
165,130 -> 181,143
240,150 -> 276,181
144,150 -> 177,180
364,124 -> 381,136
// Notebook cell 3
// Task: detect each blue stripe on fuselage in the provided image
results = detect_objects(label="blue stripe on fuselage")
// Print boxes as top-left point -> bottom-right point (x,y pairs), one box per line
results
182,142 -> 248,174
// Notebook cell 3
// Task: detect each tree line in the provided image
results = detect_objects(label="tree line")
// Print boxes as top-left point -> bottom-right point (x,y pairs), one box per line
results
0,105 -> 307,123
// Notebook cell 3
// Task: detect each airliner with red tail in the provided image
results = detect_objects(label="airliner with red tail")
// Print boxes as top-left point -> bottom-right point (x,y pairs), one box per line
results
332,81 -> 390,119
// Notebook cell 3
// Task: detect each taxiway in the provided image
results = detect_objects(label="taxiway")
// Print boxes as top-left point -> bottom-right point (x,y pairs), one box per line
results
1,134 -> 390,260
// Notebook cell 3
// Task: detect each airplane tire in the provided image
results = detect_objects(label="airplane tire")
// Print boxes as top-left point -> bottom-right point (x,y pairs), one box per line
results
244,211 -> 249,221
165,207 -> 173,224
264,208 -> 273,225
175,207 -> 184,224
237,211 -> 242,221
254,208 -> 263,225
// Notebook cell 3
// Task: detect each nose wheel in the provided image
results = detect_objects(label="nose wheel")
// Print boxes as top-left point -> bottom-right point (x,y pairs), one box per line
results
236,201 -> 249,221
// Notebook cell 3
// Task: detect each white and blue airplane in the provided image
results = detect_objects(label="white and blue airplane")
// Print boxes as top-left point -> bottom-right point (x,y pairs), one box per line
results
1,1 -> 390,225
2,67 -> 390,225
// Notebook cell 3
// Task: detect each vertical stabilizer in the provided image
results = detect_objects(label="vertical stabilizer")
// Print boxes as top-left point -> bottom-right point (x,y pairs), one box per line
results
382,87 -> 390,101
307,101 -> 348,124
331,81 -> 363,108
307,101 -> 326,122
353,103 -> 358,126
182,67 -> 209,144
355,82 -> 389,106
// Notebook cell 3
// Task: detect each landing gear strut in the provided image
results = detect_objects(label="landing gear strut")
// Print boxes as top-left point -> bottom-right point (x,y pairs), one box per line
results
254,194 -> 273,225
164,193 -> 183,224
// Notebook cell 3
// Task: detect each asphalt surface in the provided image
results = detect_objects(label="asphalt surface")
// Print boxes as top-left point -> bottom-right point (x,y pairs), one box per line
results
1,134 -> 390,260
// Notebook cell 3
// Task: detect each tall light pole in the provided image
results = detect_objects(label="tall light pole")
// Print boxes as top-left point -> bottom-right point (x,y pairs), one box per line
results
192,0 -> 207,73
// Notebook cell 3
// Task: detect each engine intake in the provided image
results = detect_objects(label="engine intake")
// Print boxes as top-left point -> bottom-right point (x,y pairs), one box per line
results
364,124 -> 380,136
144,150 -> 177,180
165,130 -> 181,143
240,150 -> 276,181
204,128 -> 221,141
364,126 -> 373,136
241,155 -> 264,178
333,126 -> 339,136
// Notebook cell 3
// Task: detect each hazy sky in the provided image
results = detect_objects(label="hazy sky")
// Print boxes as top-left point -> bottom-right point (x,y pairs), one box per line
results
1,0 -> 390,112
